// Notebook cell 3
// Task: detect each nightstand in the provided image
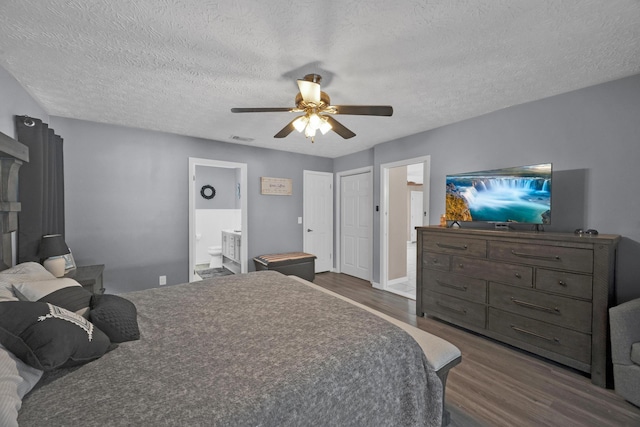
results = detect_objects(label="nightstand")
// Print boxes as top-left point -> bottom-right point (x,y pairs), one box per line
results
67,264 -> 105,294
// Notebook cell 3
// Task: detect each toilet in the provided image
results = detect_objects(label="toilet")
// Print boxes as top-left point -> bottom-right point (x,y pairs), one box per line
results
207,246 -> 223,269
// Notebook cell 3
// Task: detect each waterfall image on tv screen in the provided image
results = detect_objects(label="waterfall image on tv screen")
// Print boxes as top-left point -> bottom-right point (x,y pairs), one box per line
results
446,163 -> 552,224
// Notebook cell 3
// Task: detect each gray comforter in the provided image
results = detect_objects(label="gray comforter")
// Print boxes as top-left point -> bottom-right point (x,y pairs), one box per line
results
19,271 -> 442,426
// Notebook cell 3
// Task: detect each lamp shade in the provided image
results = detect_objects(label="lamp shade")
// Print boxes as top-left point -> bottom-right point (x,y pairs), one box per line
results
38,234 -> 70,259
292,115 -> 308,133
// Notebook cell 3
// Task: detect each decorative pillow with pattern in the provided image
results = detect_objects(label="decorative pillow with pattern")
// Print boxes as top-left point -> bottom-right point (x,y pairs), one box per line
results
12,277 -> 91,318
90,294 -> 140,343
0,301 -> 111,371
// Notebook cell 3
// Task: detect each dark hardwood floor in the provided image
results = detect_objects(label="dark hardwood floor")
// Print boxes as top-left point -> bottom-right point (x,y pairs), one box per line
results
313,272 -> 640,427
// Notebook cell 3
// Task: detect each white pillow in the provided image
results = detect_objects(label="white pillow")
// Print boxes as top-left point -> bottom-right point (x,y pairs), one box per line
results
0,263 -> 56,303
0,282 -> 17,303
13,278 -> 91,318
12,278 -> 83,301
0,344 -> 43,427
0,262 -> 56,283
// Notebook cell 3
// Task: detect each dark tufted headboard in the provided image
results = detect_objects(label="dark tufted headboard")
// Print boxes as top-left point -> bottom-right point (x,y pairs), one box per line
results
0,130 -> 29,271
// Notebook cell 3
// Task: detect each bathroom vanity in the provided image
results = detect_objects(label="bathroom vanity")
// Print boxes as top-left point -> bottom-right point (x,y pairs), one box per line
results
222,230 -> 241,274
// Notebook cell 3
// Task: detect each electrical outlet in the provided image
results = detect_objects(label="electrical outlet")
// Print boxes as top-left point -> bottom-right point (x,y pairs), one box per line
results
159,275 -> 167,286
298,217 -> 302,224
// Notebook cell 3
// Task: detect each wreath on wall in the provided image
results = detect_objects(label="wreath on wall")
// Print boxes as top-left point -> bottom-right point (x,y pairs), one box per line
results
200,185 -> 216,200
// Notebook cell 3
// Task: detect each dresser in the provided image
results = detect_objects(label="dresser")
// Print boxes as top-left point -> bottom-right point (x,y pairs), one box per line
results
416,226 -> 619,387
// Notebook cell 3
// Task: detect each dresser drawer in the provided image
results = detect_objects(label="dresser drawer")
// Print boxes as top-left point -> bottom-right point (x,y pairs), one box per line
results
423,270 -> 487,303
422,234 -> 487,257
422,291 -> 486,328
536,269 -> 592,300
488,308 -> 591,365
489,282 -> 592,333
452,256 -> 533,288
422,251 -> 451,271
488,241 -> 593,273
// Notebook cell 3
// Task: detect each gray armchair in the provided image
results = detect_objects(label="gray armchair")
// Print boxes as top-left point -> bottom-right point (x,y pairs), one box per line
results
610,298 -> 640,407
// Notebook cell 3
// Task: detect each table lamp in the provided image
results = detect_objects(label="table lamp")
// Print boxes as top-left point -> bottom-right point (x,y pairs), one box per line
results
39,234 -> 70,277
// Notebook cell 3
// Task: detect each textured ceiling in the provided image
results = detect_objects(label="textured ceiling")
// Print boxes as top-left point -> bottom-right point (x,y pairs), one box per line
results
1,1 -> 639,158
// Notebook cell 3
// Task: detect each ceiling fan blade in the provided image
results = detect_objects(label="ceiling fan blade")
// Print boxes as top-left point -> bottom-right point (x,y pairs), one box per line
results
274,119 -> 298,138
332,105 -> 393,116
297,80 -> 321,104
231,107 -> 293,113
325,116 -> 356,139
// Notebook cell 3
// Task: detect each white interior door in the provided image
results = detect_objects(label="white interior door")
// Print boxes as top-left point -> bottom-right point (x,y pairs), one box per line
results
410,191 -> 423,242
340,172 -> 372,280
303,171 -> 333,272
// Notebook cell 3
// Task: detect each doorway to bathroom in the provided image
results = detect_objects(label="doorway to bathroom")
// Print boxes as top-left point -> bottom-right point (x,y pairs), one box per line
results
188,158 -> 248,282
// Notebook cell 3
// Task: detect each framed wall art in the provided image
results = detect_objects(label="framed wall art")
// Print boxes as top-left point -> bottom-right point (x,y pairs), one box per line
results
260,177 -> 292,195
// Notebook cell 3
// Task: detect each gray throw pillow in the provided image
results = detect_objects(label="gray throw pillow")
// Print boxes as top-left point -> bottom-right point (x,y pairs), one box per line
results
90,294 -> 140,343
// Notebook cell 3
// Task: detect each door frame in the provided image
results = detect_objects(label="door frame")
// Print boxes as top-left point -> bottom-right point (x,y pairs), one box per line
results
303,170 -> 334,272
336,166 -> 373,281
378,155 -> 430,291
410,190 -> 423,242
188,157 -> 248,282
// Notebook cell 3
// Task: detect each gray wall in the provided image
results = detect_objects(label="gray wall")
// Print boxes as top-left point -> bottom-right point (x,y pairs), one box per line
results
49,118 -> 332,294
195,165 -> 237,209
334,74 -> 640,303
333,148 -> 373,173
0,66 -> 49,139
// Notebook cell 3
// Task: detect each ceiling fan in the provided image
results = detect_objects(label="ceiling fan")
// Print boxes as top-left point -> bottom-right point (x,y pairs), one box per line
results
231,74 -> 393,143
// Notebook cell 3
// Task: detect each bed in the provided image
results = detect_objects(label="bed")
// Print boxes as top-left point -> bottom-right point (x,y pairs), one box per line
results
0,266 -> 456,426
0,127 -> 459,426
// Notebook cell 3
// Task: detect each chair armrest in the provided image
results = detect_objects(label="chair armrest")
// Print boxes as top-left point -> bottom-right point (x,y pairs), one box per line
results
610,298 -> 640,365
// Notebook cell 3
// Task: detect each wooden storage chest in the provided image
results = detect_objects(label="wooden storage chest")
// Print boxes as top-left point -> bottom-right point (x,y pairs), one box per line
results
253,252 -> 316,282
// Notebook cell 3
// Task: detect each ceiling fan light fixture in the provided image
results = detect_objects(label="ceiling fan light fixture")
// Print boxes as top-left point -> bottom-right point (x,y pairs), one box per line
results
231,74 -> 392,143
297,79 -> 321,105
304,126 -> 317,138
319,117 -> 332,135
292,115 -> 308,133
308,113 -> 322,129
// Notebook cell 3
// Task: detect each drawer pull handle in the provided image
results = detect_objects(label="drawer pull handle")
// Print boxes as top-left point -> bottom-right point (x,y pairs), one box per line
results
436,280 -> 468,292
510,250 -> 560,261
558,280 -> 567,287
510,297 -> 560,314
436,301 -> 467,315
514,273 -> 522,279
510,325 -> 560,343
432,258 -> 439,263
437,242 -> 468,251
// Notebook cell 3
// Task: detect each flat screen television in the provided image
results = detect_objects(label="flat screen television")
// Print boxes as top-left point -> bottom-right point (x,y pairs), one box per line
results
446,163 -> 552,225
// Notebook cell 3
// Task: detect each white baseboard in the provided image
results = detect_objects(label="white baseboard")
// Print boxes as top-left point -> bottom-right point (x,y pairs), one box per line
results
372,282 -> 383,290
387,276 -> 409,287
